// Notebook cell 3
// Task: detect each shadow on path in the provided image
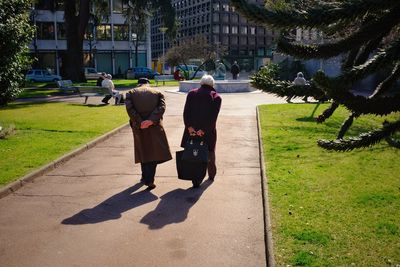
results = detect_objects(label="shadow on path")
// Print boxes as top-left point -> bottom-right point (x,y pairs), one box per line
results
140,180 -> 213,230
61,183 -> 157,225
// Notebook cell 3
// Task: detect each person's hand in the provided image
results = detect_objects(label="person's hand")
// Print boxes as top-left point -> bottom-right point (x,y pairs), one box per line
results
188,127 -> 196,136
140,120 -> 154,129
196,129 -> 205,137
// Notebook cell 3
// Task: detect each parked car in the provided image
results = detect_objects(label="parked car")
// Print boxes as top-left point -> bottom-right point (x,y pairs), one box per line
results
126,67 -> 160,79
25,69 -> 62,82
176,64 -> 207,78
84,67 -> 103,80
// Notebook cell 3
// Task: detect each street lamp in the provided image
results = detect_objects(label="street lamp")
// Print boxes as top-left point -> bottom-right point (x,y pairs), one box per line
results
158,27 -> 168,74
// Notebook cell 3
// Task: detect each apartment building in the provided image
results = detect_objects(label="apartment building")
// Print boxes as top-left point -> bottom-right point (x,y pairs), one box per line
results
29,0 -> 151,77
151,0 -> 276,72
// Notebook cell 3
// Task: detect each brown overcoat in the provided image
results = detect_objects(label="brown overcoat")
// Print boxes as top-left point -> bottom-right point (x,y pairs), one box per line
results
125,85 -> 172,164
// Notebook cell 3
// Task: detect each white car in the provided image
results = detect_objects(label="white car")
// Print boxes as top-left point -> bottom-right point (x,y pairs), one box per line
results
84,67 -> 103,80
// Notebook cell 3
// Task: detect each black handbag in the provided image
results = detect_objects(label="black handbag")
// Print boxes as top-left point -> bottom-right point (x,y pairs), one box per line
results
176,151 -> 207,181
182,138 -> 209,163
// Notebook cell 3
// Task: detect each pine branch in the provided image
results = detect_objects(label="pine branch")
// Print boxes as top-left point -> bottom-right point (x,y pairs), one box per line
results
337,112 -> 359,139
277,7 -> 400,59
313,71 -> 400,116
251,74 -> 327,100
318,119 -> 400,151
353,35 -> 385,66
369,62 -> 400,98
231,0 -> 400,29
316,102 -> 339,123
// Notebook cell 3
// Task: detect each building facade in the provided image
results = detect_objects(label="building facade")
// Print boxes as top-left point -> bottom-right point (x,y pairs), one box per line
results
29,0 -> 151,77
151,0 -> 276,72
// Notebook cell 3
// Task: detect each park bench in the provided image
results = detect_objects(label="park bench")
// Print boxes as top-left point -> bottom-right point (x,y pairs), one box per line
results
57,80 -> 78,93
154,75 -> 175,86
76,86 -> 110,104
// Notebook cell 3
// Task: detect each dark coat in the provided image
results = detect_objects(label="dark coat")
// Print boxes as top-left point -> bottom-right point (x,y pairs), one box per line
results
181,85 -> 222,151
125,85 -> 172,164
230,63 -> 240,75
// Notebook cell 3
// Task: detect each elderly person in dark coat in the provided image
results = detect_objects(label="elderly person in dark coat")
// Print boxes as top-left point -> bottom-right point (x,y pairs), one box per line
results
181,74 -> 222,187
125,78 -> 172,190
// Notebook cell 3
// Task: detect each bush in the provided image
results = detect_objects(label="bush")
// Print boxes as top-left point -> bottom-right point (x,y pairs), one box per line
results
0,0 -> 34,106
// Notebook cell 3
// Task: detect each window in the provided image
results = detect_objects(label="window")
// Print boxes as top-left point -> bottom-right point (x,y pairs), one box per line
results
222,14 -> 229,23
230,14 -> 238,23
213,25 -> 219,33
213,3 -> 220,10
222,25 -> 229,34
222,35 -> 229,45
213,13 -> 219,22
36,22 -> 55,40
240,26 -> 247,35
231,26 -> 238,34
222,4 -> 229,11
250,27 -> 256,35
114,25 -> 129,41
113,0 -> 127,13
230,36 -> 238,44
96,25 -> 112,40
57,23 -> 66,40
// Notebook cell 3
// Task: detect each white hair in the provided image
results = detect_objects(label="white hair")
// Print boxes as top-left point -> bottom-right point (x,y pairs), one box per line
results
200,74 -> 215,87
105,74 -> 112,79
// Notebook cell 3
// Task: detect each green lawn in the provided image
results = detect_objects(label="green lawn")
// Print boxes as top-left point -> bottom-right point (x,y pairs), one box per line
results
19,79 -> 181,98
0,102 -> 128,186
259,103 -> 400,267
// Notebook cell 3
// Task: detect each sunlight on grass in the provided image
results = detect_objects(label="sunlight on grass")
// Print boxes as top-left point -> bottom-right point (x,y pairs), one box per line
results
259,103 -> 400,266
0,102 -> 128,186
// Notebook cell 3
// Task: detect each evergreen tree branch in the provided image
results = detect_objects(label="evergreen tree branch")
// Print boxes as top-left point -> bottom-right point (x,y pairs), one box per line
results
313,71 -> 400,116
318,119 -> 400,151
369,62 -> 400,98
231,0 -> 400,29
276,7 -> 400,59
337,112 -> 360,139
316,102 -> 339,123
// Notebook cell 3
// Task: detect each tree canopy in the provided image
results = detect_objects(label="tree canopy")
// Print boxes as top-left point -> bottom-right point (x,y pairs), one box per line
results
232,0 -> 400,151
0,0 -> 34,106
165,36 -> 227,80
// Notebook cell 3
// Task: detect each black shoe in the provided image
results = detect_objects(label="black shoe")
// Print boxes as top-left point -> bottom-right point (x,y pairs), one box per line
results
192,181 -> 200,188
209,176 -> 215,181
102,100 -> 109,104
145,183 -> 156,190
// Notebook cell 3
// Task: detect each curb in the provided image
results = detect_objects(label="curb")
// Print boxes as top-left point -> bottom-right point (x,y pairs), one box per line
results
0,123 -> 130,199
256,106 -> 276,267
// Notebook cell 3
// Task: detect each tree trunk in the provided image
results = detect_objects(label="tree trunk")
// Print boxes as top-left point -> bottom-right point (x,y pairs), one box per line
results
64,0 -> 90,82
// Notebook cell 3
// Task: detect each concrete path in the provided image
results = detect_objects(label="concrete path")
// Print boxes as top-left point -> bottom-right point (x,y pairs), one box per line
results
0,88 -> 287,266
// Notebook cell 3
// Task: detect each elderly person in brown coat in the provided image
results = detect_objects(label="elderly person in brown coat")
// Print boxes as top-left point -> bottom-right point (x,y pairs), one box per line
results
125,78 -> 172,190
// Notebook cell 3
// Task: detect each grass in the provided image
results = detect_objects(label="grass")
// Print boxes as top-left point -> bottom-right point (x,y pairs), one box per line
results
19,79 -> 181,98
0,102 -> 128,186
259,103 -> 400,267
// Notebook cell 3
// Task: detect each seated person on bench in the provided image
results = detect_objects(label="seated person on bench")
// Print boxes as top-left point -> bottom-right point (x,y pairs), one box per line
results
101,74 -> 123,104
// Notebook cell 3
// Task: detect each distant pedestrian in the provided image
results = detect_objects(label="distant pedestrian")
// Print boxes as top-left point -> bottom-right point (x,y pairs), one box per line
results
101,74 -> 122,104
287,72 -> 308,103
181,74 -> 222,188
125,78 -> 172,190
230,61 -> 240,80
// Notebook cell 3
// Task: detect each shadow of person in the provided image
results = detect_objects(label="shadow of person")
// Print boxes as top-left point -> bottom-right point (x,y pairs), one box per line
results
140,180 -> 213,230
61,183 -> 158,225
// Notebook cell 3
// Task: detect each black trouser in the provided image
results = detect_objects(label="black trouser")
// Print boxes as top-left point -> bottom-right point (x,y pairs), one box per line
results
141,161 -> 158,185
232,73 -> 238,80
208,151 -> 216,179
102,94 -> 112,103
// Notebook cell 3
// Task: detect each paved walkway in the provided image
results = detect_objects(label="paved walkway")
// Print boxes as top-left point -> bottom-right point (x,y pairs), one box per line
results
0,88 -> 288,266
